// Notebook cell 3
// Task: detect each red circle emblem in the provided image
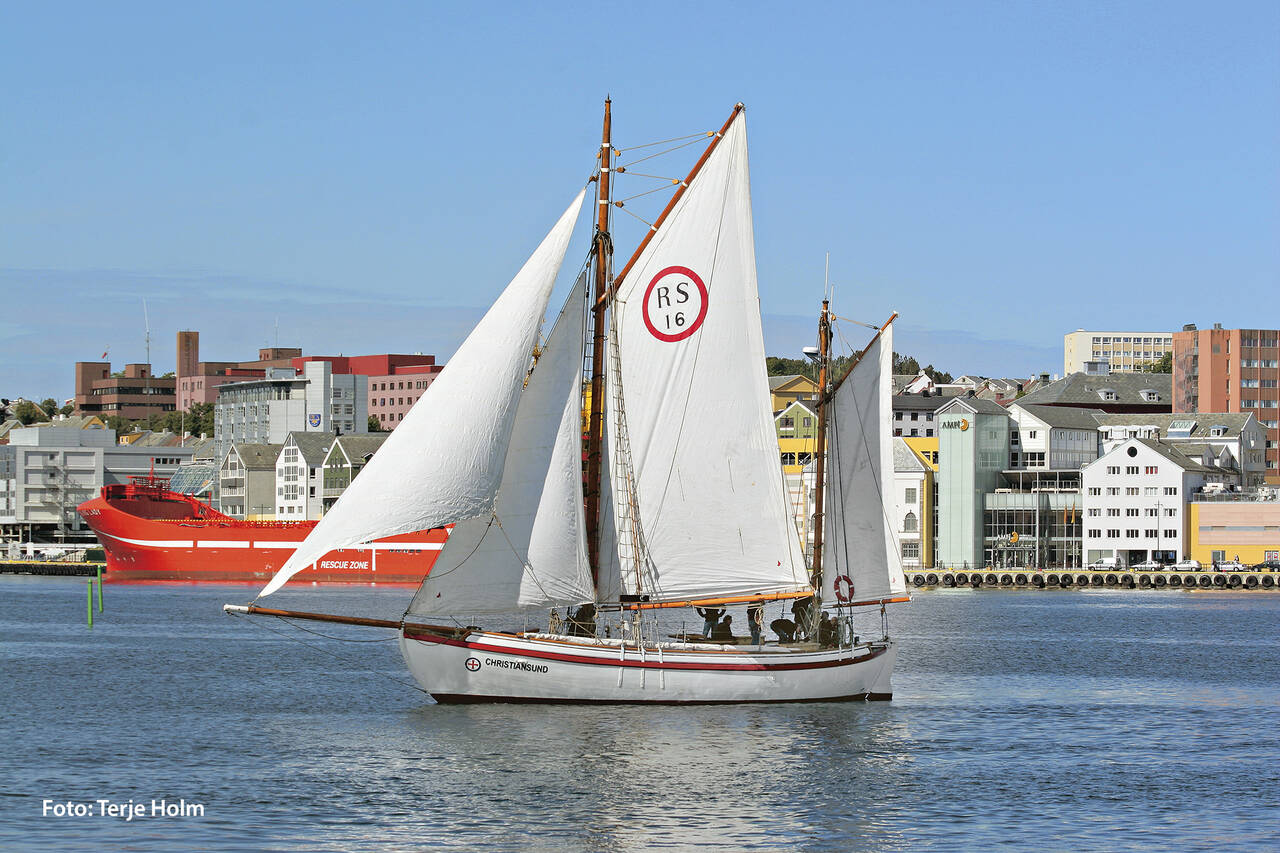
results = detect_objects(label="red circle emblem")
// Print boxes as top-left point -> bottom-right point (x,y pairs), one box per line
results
642,266 -> 708,342
833,575 -> 855,603
464,657 -> 481,672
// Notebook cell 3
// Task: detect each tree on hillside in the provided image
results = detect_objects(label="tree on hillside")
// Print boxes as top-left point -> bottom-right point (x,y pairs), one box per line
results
766,356 -> 816,380
923,365 -> 954,384
1143,352 -> 1172,373
12,401 -> 43,425
368,415 -> 386,433
893,353 -> 921,376
39,398 -> 58,415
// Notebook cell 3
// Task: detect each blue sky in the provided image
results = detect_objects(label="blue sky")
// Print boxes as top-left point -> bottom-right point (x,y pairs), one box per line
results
3,1 -> 1277,400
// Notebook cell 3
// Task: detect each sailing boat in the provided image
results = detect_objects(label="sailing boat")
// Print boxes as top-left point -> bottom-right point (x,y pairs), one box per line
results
226,102 -> 909,703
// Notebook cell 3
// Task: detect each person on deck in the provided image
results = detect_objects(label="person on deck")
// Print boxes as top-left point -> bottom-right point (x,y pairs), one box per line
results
770,618 -> 796,643
816,612 -> 837,648
746,604 -> 763,645
696,606 -> 725,638
791,596 -> 814,639
710,614 -> 734,641
566,603 -> 596,637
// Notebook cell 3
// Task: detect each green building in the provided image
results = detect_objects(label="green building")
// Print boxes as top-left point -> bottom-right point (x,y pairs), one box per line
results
936,397 -> 1010,569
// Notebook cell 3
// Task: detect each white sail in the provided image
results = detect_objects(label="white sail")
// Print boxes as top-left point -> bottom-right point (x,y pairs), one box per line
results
258,190 -> 586,596
607,112 -> 808,602
821,321 -> 907,605
405,273 -> 595,616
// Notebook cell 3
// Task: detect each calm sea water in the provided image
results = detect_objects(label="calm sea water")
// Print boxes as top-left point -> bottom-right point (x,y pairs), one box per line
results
1,577 -> 1277,852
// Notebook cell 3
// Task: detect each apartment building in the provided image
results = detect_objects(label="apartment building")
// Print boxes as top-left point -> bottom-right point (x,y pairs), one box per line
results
1172,323 -> 1280,483
1063,329 -> 1174,375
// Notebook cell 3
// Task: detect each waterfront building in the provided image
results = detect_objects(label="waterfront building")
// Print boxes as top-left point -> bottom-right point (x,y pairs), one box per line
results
1015,371 -> 1171,414
213,361 -> 367,462
768,374 -> 818,413
894,439 -> 932,569
1093,412 -> 1266,487
275,433 -> 333,520
218,443 -> 282,519
892,393 -> 941,438
0,425 -> 193,540
321,434 -> 390,512
1080,438 -> 1231,566
1006,403 -> 1103,471
74,362 -> 176,420
293,354 -> 443,430
1172,323 -> 1280,483
176,331 -> 301,410
1063,329 -> 1174,375
774,401 -> 817,548
936,396 -> 1010,569
1187,494 -> 1280,566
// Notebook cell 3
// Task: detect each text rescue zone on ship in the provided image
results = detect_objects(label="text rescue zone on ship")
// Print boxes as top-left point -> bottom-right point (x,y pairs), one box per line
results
225,100 -> 910,703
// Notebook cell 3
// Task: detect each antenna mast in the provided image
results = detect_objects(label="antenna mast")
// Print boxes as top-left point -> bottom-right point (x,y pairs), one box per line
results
144,299 -> 152,425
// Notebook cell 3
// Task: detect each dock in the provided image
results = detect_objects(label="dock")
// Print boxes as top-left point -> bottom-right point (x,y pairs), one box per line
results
909,568 -> 1278,590
0,559 -> 106,577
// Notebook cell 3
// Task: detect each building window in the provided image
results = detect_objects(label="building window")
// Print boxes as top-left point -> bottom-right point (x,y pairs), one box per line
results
1165,529 -> 1178,539
1126,466 -> 1139,475
1145,466 -> 1157,474
1107,529 -> 1120,538
1145,529 -> 1157,538
904,487 -> 917,504
902,541 -> 920,560
1126,529 -> 1138,538
1087,508 -> 1100,517
1106,487 -> 1119,496
903,511 -> 918,533
1107,508 -> 1120,517
1107,466 -> 1120,475
1088,487 -> 1101,496
1164,487 -> 1178,496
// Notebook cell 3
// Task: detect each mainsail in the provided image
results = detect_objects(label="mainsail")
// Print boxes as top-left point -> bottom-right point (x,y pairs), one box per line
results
258,190 -> 586,596
405,272 -> 595,616
606,113 -> 809,602
820,321 -> 907,605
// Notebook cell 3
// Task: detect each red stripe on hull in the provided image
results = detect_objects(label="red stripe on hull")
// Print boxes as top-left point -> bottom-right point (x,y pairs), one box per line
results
403,629 -> 887,672
428,692 -> 876,705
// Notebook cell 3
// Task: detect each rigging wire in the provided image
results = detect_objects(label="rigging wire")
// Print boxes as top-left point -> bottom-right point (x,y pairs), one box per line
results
615,135 -> 712,169
228,610 -> 431,695
613,203 -> 656,230
614,130 -> 713,155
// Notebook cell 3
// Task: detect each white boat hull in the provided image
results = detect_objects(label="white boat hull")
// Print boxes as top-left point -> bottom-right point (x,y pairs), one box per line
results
399,627 -> 896,704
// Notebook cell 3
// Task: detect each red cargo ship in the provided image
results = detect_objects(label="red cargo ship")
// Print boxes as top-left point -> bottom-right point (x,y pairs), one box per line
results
76,475 -> 446,584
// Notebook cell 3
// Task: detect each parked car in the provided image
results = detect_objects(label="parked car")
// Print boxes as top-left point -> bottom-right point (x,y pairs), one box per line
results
1132,560 -> 1163,571
1088,557 -> 1120,570
1248,559 -> 1280,571
1213,560 -> 1247,572
1174,559 -> 1202,571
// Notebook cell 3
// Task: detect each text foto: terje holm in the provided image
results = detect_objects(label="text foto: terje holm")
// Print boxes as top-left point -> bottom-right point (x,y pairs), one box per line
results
42,798 -> 205,820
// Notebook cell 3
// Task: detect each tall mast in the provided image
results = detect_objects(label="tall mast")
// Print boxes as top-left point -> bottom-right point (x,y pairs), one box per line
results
810,300 -> 832,597
584,98 -> 612,586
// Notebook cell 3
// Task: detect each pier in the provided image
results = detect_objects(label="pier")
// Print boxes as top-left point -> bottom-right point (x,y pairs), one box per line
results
909,568 -> 1279,590
0,559 -> 106,577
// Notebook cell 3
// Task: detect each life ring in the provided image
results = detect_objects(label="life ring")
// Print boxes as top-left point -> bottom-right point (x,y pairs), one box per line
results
833,574 -> 855,603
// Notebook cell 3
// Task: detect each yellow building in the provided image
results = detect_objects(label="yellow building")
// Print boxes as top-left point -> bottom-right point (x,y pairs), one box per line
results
1188,500 -> 1280,566
768,375 -> 818,414
903,436 -> 939,471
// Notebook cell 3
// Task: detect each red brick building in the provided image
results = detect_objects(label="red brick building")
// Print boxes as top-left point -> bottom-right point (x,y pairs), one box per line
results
1173,323 -> 1280,483
74,362 -> 176,420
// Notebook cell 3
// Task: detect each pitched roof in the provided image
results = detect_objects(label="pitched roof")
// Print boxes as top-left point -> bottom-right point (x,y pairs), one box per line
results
768,374 -> 816,391
1017,372 -> 1172,408
893,437 -> 927,473
331,433 -> 390,463
892,393 -> 945,413
1092,412 -> 1255,438
286,431 -> 336,464
1012,403 -> 1106,430
938,396 -> 1009,416
229,443 -> 283,470
1130,438 -> 1218,474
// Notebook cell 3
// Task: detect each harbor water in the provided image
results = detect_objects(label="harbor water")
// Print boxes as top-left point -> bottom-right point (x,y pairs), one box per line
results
1,576 -> 1277,851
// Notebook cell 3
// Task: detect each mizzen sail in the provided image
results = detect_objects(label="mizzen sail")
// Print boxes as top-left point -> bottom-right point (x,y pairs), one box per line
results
258,190 -> 586,596
820,320 -> 907,605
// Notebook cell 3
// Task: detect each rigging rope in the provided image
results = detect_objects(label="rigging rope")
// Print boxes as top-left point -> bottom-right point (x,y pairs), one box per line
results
615,130 -> 713,154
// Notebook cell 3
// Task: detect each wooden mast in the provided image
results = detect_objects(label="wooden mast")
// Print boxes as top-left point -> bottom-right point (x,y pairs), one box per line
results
810,300 -> 832,597
584,98 -> 612,585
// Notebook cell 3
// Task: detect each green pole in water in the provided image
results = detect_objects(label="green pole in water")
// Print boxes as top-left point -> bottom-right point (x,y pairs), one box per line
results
96,567 -> 103,612
87,579 -> 93,629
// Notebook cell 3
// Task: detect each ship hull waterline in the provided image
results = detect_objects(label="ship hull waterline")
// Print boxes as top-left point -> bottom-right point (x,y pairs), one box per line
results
399,628 -> 896,704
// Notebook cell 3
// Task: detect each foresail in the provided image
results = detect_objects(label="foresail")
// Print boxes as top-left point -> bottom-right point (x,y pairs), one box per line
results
607,112 -> 808,602
821,321 -> 907,605
258,189 -> 586,597
406,272 -> 595,616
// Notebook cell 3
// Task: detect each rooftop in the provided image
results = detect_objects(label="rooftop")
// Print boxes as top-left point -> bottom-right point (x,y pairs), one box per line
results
1017,372 -> 1172,408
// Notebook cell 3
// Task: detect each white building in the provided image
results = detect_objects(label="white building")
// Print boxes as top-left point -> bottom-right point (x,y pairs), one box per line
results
1005,403 -> 1103,471
1063,329 -> 1174,375
0,425 -> 193,540
213,361 -> 367,461
1081,437 -> 1229,566
276,432 -> 332,520
1093,413 -> 1266,488
894,439 -> 928,568
218,444 -> 281,520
